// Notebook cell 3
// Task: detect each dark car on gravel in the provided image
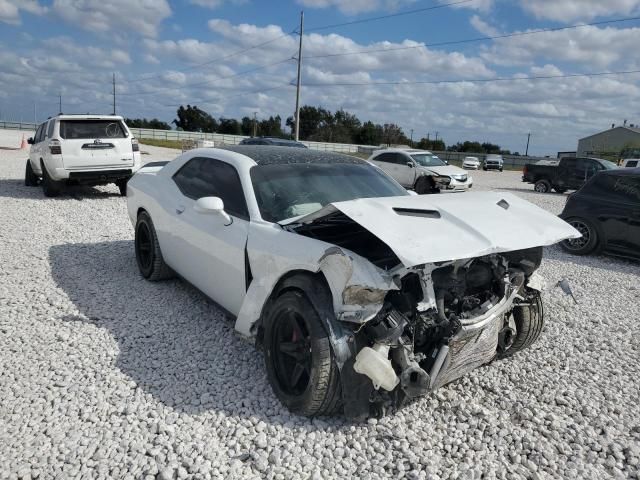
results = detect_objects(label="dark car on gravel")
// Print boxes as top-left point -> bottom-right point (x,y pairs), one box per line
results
523,156 -> 618,194
559,168 -> 640,259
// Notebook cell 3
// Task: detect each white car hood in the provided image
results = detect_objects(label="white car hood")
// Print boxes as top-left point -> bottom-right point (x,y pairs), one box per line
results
420,165 -> 467,176
282,192 -> 580,267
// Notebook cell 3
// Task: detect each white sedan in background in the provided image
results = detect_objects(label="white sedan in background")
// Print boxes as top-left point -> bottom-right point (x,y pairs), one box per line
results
462,156 -> 481,170
126,146 -> 578,420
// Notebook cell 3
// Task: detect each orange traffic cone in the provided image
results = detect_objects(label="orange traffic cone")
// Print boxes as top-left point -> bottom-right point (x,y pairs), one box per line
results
20,134 -> 27,149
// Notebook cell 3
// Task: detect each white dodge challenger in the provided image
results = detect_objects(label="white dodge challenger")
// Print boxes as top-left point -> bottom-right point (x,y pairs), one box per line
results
126,146 -> 579,419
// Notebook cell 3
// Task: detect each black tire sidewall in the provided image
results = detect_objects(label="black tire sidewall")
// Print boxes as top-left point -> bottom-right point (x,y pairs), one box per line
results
135,212 -> 157,278
41,161 -> 61,197
534,179 -> 550,193
263,291 -> 336,416
560,217 -> 599,255
25,160 -> 38,186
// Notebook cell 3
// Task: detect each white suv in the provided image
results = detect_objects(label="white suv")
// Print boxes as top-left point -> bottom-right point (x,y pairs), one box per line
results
24,114 -> 142,197
368,148 -> 473,194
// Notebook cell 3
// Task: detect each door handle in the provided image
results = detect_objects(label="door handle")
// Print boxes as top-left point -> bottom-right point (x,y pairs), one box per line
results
176,205 -> 185,214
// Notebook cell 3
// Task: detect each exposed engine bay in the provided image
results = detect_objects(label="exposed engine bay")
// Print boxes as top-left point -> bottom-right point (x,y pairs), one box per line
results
341,247 -> 544,418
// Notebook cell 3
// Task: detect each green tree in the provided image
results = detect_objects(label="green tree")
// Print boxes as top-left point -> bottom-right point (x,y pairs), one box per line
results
355,121 -> 384,145
173,105 -> 217,132
125,118 -> 171,130
218,117 -> 242,135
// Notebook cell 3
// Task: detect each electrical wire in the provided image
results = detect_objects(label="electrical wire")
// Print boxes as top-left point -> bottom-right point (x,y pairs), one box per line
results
305,0 -> 474,32
124,29 -> 296,85
161,83 -> 292,107
301,69 -> 640,87
305,15 -> 640,59
117,57 -> 295,96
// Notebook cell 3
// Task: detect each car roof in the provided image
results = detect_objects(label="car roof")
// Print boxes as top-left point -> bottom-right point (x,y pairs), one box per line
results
52,114 -> 124,121
373,148 -> 433,154
598,167 -> 640,177
222,145 -> 364,166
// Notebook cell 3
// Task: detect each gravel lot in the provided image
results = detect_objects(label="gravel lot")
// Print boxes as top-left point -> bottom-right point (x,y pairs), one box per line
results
1,143 -> 639,480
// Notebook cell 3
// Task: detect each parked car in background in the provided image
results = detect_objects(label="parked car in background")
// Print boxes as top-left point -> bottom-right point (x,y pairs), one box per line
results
483,154 -> 504,171
622,158 -> 639,168
24,114 -> 141,197
240,137 -> 307,148
368,148 -> 473,194
522,156 -> 618,193
462,156 -> 481,170
559,168 -> 640,259
127,145 -> 578,419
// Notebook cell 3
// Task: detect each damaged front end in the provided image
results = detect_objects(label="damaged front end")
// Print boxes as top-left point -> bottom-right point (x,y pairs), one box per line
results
275,193 -> 578,419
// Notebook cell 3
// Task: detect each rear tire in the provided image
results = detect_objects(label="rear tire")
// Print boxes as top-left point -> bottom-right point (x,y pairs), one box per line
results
25,160 -> 39,187
41,161 -> 61,197
263,290 -> 342,417
560,217 -> 598,255
499,292 -> 544,358
116,179 -> 128,196
135,211 -> 174,281
534,179 -> 551,193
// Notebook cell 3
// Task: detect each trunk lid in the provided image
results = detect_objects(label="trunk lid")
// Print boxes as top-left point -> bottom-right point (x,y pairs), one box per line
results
59,119 -> 134,170
282,192 -> 580,267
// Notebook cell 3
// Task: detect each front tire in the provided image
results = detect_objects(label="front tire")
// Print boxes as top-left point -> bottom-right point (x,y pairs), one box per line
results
560,217 -> 599,255
534,179 -> 551,193
25,160 -> 39,186
499,292 -> 544,358
414,176 -> 440,195
135,211 -> 174,281
263,291 -> 341,417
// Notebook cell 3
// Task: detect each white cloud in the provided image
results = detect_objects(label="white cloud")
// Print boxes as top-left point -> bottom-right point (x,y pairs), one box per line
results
297,0 -> 416,15
0,0 -> 45,25
52,0 -> 172,38
520,0 -> 640,21
442,0 -> 494,13
469,14 -> 499,36
479,25 -> 640,69
190,0 -> 247,8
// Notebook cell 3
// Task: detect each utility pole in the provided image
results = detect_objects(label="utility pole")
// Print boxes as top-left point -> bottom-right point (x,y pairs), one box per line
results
434,131 -> 439,143
410,129 -> 414,147
59,94 -> 62,114
525,132 -> 531,156
112,73 -> 116,115
34,102 -> 37,124
253,112 -> 258,137
294,11 -> 304,141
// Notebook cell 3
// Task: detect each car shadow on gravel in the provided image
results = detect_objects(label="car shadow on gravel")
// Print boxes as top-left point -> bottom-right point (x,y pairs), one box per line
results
0,179 -> 121,199
48,240 -> 301,424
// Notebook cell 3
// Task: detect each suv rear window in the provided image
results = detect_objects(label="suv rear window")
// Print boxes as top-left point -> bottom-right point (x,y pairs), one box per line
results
59,120 -> 127,139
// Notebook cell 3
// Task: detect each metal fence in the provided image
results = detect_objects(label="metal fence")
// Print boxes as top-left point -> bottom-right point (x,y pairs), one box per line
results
0,121 -> 37,131
431,151 -> 541,169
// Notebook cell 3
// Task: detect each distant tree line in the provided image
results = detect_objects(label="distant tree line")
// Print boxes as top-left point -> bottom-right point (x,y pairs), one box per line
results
133,104 -> 512,153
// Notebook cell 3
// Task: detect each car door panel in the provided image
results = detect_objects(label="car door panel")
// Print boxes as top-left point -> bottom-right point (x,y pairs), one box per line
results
395,154 -> 416,187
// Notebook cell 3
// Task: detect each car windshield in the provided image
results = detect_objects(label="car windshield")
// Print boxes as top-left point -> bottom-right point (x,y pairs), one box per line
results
411,154 -> 446,167
599,159 -> 619,170
250,162 -> 408,223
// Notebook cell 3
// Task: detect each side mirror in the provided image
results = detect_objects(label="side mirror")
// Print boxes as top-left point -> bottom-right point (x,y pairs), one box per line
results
27,137 -> 34,145
407,161 -> 414,168
194,196 -> 232,225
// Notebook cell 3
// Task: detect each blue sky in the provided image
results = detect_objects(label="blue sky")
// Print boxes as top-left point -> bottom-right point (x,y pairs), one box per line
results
2,0 -> 640,155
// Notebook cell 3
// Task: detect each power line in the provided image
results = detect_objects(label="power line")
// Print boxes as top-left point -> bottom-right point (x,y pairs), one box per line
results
305,15 -> 640,59
162,83 -> 292,107
305,0 -> 474,32
124,29 -> 296,85
301,69 -> 640,87
118,57 -> 295,97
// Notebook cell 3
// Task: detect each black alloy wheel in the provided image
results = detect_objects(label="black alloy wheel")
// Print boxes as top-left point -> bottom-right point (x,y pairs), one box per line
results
272,310 -> 312,396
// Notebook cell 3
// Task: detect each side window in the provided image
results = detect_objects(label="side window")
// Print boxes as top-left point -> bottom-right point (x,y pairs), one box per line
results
612,176 -> 640,204
374,153 -> 395,163
626,160 -> 638,168
47,120 -> 55,139
173,157 -> 249,219
562,158 -> 577,170
394,154 -> 410,165
34,124 -> 44,143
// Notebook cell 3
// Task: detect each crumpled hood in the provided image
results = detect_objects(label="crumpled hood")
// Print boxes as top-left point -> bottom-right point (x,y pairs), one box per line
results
282,192 -> 580,267
420,165 -> 467,176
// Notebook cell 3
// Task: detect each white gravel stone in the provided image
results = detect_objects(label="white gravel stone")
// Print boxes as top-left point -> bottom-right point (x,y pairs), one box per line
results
1,149 -> 639,479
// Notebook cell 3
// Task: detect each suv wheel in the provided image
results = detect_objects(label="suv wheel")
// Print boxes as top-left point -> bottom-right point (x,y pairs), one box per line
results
263,290 -> 342,416
414,176 -> 439,195
534,179 -> 551,193
498,292 -> 544,358
25,160 -> 39,187
116,179 -> 128,196
41,161 -> 61,197
560,217 -> 598,255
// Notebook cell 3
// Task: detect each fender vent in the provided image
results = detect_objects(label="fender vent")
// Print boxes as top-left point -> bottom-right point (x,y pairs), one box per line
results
393,208 -> 441,219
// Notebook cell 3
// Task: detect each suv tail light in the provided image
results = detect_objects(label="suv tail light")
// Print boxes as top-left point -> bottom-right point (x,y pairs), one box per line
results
132,138 -> 139,152
49,139 -> 62,155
